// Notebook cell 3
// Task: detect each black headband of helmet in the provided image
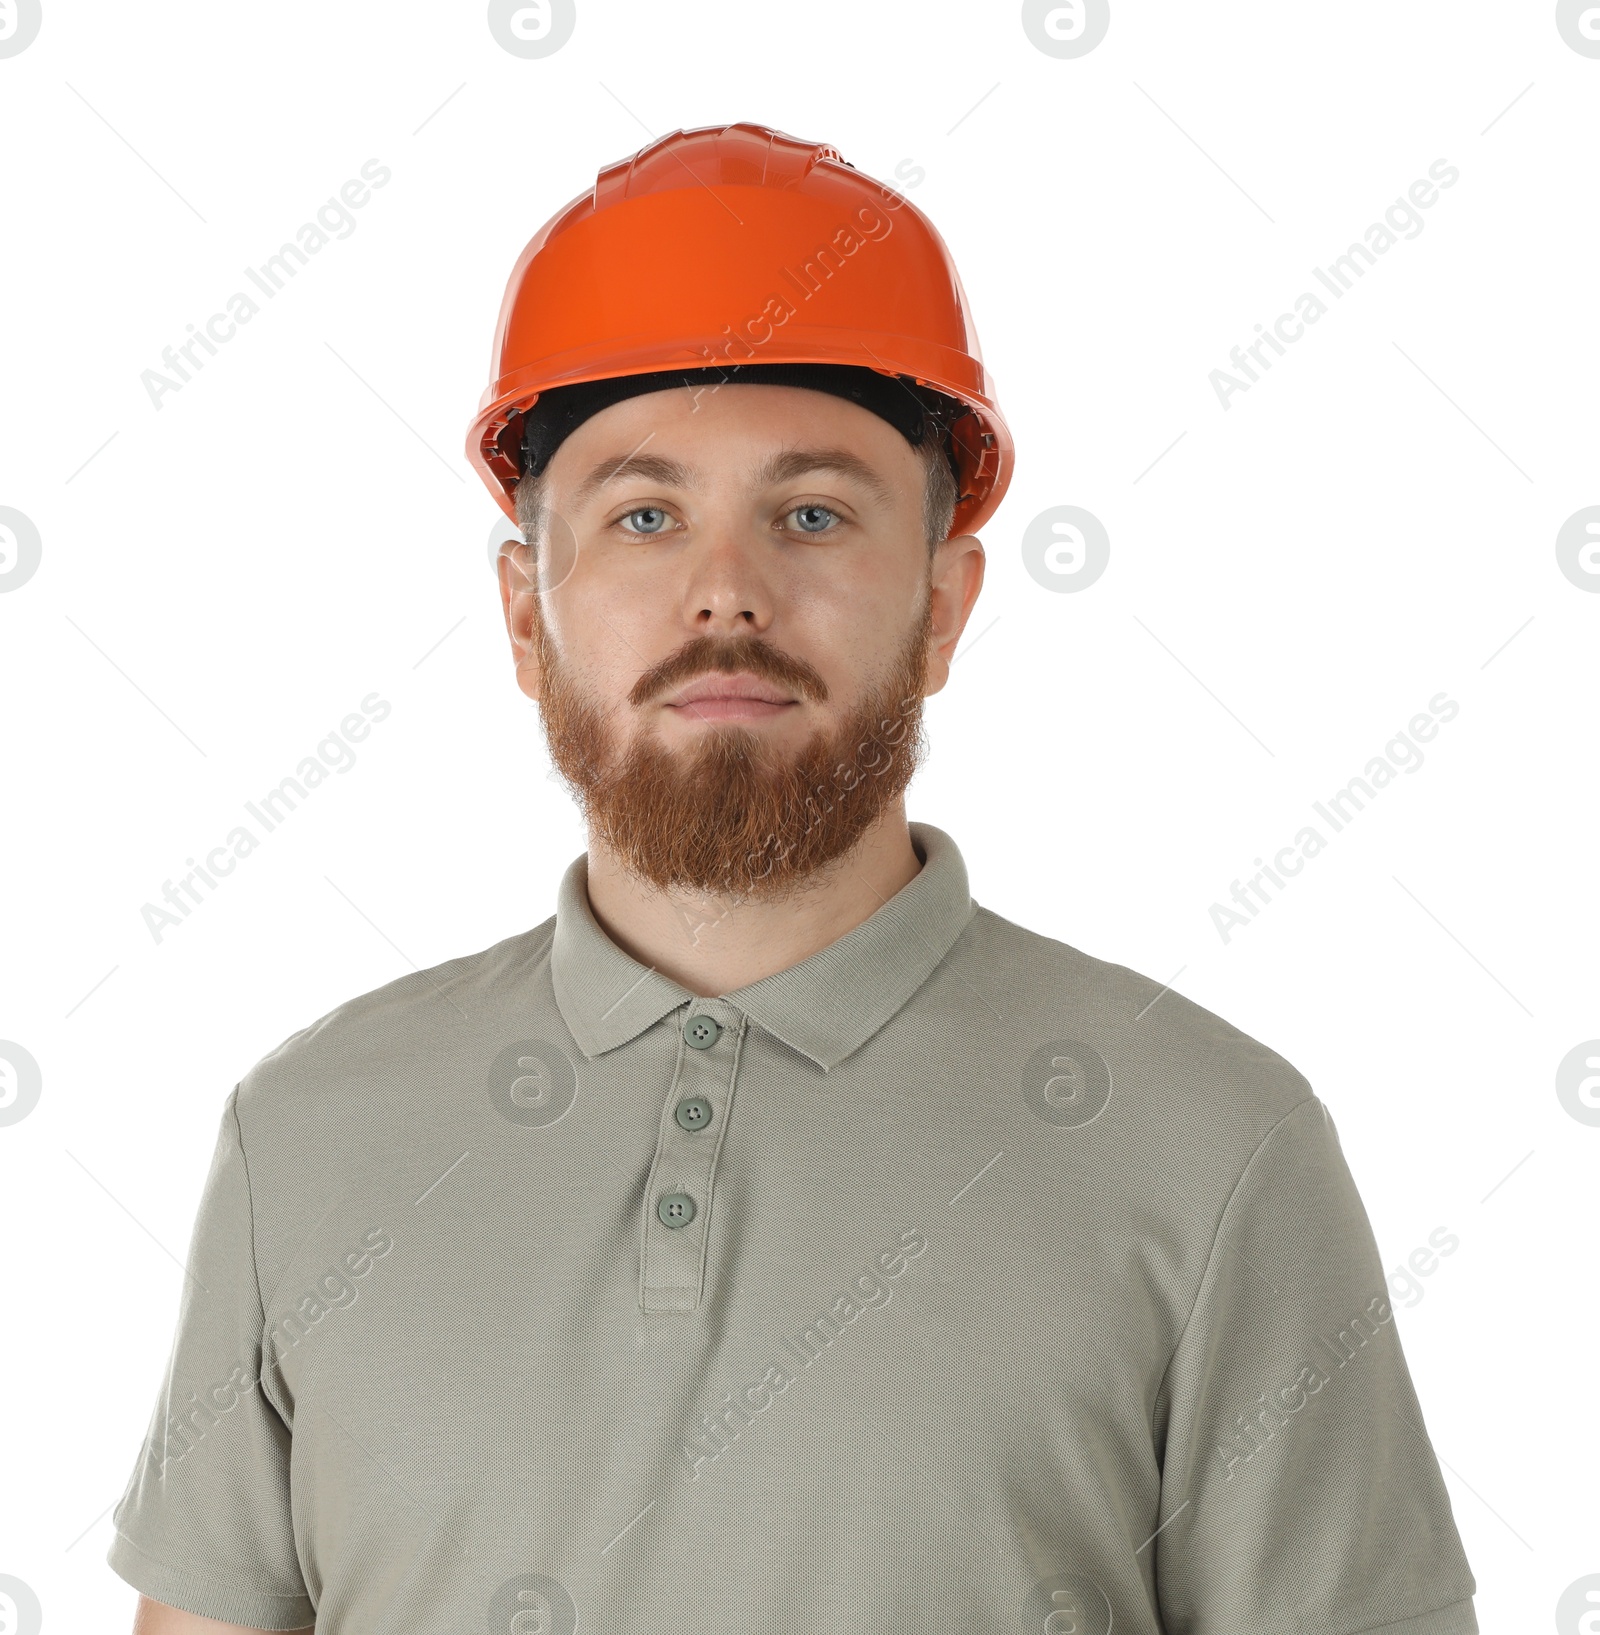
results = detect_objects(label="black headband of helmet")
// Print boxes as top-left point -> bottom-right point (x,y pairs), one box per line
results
515,362 -> 967,491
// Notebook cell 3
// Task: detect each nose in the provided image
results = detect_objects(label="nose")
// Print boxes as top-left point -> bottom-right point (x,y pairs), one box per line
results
676,525 -> 778,638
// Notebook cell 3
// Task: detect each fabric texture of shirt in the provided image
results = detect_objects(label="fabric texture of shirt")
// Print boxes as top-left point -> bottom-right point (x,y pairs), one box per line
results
106,821 -> 1479,1634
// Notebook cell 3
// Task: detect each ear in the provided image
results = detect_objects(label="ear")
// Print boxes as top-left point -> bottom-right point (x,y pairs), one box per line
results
496,539 -> 543,702
923,533 -> 985,697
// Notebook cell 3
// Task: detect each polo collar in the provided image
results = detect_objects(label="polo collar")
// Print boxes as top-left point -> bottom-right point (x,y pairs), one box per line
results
549,821 -> 975,1073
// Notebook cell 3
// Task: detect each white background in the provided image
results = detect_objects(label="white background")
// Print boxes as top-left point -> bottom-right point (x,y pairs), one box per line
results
2,2 -> 1596,1631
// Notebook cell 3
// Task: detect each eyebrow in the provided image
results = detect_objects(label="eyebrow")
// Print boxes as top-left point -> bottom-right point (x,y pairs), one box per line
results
568,446 -> 898,512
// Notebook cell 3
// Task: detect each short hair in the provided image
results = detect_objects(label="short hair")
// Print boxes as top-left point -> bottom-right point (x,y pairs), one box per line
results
514,434 -> 959,556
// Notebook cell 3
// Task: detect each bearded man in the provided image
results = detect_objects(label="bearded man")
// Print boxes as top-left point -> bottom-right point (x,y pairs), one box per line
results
108,122 -> 1479,1635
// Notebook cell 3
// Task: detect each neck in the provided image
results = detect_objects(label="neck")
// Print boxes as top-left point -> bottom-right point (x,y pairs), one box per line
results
582,800 -> 923,998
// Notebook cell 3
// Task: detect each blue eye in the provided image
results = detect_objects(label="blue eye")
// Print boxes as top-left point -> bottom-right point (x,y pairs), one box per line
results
618,506 -> 672,535
788,503 -> 840,534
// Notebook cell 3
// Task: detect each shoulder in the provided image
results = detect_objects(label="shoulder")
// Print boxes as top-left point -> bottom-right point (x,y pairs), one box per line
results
960,901 -> 1317,1152
233,915 -> 557,1125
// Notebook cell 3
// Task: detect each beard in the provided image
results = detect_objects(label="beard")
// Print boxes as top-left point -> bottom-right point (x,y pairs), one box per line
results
529,587 -> 934,903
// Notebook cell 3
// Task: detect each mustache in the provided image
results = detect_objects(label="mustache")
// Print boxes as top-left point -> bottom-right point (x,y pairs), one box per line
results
632,635 -> 828,707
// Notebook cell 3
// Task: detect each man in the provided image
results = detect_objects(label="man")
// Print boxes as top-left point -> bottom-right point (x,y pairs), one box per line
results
108,123 -> 1479,1634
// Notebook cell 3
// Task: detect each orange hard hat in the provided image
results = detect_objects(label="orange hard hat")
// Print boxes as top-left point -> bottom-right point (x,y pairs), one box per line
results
465,121 -> 1013,539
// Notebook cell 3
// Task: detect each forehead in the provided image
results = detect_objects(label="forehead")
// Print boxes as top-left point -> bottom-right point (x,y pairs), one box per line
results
543,382 -> 921,509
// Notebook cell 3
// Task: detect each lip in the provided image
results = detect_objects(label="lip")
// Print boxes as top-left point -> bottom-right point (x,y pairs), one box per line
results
664,672 -> 797,716
669,697 -> 794,721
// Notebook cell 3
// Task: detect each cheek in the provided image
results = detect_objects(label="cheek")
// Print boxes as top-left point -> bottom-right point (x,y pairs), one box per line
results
805,572 -> 910,651
545,596 -> 653,700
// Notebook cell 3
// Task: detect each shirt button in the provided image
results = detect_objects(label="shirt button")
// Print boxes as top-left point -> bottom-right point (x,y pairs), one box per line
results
685,1016 -> 722,1050
674,1095 -> 714,1132
657,1191 -> 697,1228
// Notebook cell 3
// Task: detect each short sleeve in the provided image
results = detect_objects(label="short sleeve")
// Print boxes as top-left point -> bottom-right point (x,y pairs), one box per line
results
1152,1096 -> 1478,1635
106,1086 -> 316,1630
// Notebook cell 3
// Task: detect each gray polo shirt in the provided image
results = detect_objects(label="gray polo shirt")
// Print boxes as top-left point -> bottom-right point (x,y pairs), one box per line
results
107,821 -> 1478,1634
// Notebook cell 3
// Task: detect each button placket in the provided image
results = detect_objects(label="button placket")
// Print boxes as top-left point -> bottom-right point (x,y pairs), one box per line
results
640,998 -> 746,1313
